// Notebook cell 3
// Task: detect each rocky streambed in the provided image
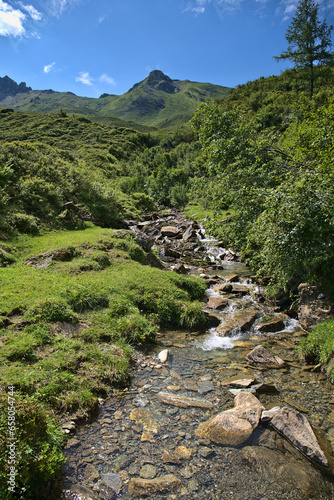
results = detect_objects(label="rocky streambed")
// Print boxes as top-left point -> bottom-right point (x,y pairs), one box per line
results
59,211 -> 334,500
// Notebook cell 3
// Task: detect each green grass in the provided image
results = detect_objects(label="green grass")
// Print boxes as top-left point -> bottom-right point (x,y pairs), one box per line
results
299,317 -> 334,381
0,225 -> 207,497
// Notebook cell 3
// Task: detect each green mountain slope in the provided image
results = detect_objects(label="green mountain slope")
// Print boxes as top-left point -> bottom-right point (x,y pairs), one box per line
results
0,71 -> 230,128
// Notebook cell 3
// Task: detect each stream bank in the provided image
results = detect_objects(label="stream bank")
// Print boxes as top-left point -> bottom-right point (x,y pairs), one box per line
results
59,211 -> 334,500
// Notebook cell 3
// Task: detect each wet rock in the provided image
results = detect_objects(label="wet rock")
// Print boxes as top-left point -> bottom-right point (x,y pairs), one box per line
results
261,406 -> 281,423
245,345 -> 285,368
252,383 -> 280,394
213,283 -> 233,294
128,474 -> 182,496
241,446 -> 333,498
173,263 -> 189,274
223,274 -> 240,282
216,307 -> 258,337
256,313 -> 288,333
139,464 -> 157,479
222,378 -> 255,388
163,450 -> 180,464
195,392 -> 265,446
158,349 -> 169,363
161,226 -> 181,238
99,472 -> 122,495
271,407 -> 328,468
230,284 -> 250,294
82,463 -> 99,481
133,231 -> 154,251
130,408 -> 160,434
157,391 -> 214,409
67,484 -> 98,499
197,380 -> 214,394
206,296 -> 228,310
183,226 -> 197,242
174,446 -> 193,460
145,252 -> 165,270
199,446 -> 214,458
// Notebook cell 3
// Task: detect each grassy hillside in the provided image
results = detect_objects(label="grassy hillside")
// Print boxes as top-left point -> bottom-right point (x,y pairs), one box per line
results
0,71 -> 230,129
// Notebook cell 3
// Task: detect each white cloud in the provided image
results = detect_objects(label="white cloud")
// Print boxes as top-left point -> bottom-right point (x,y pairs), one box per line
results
98,73 -> 115,85
20,3 -> 42,21
76,71 -> 94,86
0,0 -> 26,37
76,71 -> 116,88
277,0 -> 298,22
48,0 -> 82,17
44,61 -> 56,73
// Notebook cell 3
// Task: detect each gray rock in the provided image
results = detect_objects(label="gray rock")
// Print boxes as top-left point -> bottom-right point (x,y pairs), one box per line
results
245,345 -> 285,368
128,474 -> 182,496
157,391 -> 214,409
271,407 -> 328,468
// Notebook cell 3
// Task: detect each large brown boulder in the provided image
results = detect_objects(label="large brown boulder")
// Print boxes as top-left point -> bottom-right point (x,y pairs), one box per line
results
195,392 -> 265,446
245,345 -> 285,368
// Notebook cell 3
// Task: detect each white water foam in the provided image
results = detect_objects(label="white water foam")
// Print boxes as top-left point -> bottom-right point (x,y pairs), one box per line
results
199,327 -> 236,351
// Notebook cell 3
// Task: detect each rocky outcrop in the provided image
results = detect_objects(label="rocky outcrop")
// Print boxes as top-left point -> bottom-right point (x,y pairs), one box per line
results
271,407 -> 328,468
195,392 -> 265,446
0,75 -> 32,101
298,283 -> 333,330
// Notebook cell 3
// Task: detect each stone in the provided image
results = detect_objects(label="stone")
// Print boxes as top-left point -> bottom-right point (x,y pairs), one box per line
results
140,464 -> 157,479
161,226 -> 181,237
223,378 -> 255,388
183,226 -> 197,242
245,345 -> 285,368
223,274 -> 240,282
68,485 -> 98,500
230,284 -> 250,294
82,463 -> 99,481
197,380 -> 214,394
145,252 -> 165,270
130,408 -> 160,433
128,474 -> 182,496
213,283 -> 233,294
256,313 -> 288,333
157,391 -> 214,409
206,296 -> 228,310
173,263 -> 189,274
133,231 -> 154,251
158,349 -> 169,363
298,283 -> 333,329
252,383 -> 280,394
195,392 -> 265,446
174,446 -> 192,460
163,450 -> 180,464
216,307 -> 258,336
99,473 -> 122,495
271,407 -> 328,468
261,406 -> 281,423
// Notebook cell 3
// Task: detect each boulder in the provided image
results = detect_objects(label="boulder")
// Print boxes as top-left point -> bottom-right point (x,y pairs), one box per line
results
161,226 -> 181,238
216,307 -> 258,336
183,226 -> 197,242
245,345 -> 285,368
271,407 -> 328,468
256,313 -> 288,333
195,392 -> 265,446
133,231 -> 154,251
206,296 -> 228,310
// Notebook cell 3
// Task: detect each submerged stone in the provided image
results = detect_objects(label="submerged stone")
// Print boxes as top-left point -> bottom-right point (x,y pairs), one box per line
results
130,408 -> 160,433
271,407 -> 328,468
245,345 -> 285,368
157,391 -> 214,409
128,474 -> 182,496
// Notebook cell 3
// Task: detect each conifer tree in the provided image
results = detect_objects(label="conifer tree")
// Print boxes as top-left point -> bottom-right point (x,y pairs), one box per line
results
275,0 -> 333,97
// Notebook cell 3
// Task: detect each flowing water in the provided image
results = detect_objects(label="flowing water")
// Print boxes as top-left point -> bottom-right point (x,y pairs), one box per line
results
59,228 -> 334,500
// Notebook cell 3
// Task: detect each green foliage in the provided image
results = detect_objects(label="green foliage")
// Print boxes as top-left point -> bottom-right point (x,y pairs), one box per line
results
299,318 -> 334,381
0,393 -> 65,499
25,298 -> 78,324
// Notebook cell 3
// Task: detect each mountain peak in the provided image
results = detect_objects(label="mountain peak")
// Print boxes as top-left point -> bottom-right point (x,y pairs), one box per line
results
147,70 -> 171,83
0,75 -> 32,101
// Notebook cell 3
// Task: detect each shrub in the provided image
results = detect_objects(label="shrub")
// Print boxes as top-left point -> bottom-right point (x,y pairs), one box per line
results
25,298 -> 78,323
0,393 -> 65,499
112,313 -> 158,345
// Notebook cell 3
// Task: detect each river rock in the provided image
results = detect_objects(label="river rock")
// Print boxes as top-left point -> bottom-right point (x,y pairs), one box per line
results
67,485 -> 98,500
222,378 -> 255,388
214,283 -> 233,294
252,382 -> 280,394
139,464 -> 157,479
158,349 -> 169,363
161,226 -> 181,238
206,296 -> 228,310
130,408 -> 160,433
99,472 -> 123,495
216,307 -> 258,336
133,231 -> 154,251
157,391 -> 214,409
245,345 -> 285,368
195,392 -> 265,446
256,313 -> 288,333
128,474 -> 182,496
183,226 -> 197,242
230,284 -> 250,294
271,407 -> 328,468
261,406 -> 281,423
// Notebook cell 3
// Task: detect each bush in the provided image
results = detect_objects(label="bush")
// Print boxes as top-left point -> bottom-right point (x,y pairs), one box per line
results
25,298 -> 78,323
111,313 -> 158,345
0,393 -> 65,499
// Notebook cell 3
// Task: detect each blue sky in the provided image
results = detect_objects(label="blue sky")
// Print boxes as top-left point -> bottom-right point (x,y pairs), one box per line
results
1,0 -> 334,97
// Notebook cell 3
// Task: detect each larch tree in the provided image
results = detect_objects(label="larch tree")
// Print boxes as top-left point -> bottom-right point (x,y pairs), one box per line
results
275,0 -> 333,97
